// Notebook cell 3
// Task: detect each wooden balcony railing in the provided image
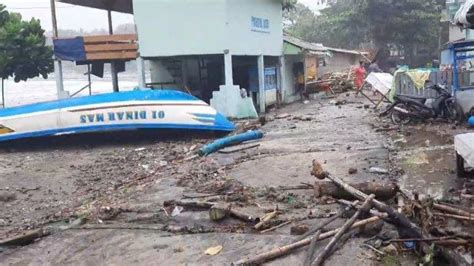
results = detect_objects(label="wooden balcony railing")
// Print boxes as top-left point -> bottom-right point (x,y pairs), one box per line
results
83,34 -> 138,61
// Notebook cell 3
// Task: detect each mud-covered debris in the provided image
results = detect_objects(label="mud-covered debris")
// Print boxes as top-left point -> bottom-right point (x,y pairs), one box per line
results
275,113 -> 291,119
0,191 -> 16,202
369,167 -> 389,175
290,224 -> 310,235
205,245 -> 223,255
348,168 -> 358,175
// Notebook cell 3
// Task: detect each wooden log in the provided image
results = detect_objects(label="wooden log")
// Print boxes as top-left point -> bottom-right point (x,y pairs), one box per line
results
233,216 -> 385,265
71,224 -> 165,231
260,221 -> 292,233
433,203 -> 473,217
304,230 -> 322,266
337,199 -> 388,218
433,212 -> 474,222
312,194 -> 375,266
163,200 -> 215,210
255,210 -> 278,230
230,208 -> 260,224
311,160 -> 470,266
209,205 -> 229,221
313,181 -> 398,200
389,236 -> 457,243
209,204 -> 260,223
311,161 -> 422,238
299,201 -> 358,241
0,229 -> 50,246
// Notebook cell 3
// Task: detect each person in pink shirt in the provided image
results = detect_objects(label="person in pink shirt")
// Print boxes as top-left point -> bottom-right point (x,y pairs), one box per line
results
354,61 -> 367,90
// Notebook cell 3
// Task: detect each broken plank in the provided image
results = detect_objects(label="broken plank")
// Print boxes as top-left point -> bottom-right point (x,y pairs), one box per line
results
0,229 -> 50,246
217,143 -> 260,154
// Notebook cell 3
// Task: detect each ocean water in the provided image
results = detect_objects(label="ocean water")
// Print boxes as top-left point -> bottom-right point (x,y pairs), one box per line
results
2,74 -> 139,107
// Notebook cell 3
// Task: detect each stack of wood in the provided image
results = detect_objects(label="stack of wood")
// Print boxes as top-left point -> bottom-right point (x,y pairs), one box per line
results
308,68 -> 355,94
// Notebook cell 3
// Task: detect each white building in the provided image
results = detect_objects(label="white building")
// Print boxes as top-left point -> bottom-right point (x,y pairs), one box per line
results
55,0 -> 284,114
52,0 -> 365,116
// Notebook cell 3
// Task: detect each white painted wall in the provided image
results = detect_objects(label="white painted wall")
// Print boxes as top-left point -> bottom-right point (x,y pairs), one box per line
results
133,0 -> 283,57
283,55 -> 302,103
225,0 -> 283,56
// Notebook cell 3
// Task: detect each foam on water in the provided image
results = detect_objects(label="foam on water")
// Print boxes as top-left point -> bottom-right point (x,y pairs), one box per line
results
2,76 -> 138,107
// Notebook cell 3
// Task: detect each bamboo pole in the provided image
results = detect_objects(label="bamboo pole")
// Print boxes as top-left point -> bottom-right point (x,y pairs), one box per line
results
304,230 -> 322,266
433,203 -> 472,217
433,212 -> 474,222
233,215 -> 385,265
312,194 -> 375,266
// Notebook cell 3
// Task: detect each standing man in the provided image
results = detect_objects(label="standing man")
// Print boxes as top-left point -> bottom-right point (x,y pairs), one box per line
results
354,61 -> 366,92
368,59 -> 383,73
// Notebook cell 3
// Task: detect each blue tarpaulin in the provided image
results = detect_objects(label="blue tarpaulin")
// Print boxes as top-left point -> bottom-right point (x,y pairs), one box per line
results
53,37 -> 86,61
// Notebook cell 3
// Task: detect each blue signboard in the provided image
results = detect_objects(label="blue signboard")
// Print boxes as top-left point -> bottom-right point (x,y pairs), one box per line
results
249,67 -> 278,92
251,16 -> 270,33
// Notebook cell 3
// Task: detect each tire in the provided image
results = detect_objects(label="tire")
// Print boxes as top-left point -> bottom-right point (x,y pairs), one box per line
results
455,102 -> 466,123
445,101 -> 459,122
456,153 -> 469,178
391,103 -> 412,125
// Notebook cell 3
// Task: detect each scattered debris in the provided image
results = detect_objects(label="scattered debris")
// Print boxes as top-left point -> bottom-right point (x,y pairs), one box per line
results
217,143 -> 260,154
369,167 -> 389,175
205,245 -> 223,256
0,229 -> 50,247
348,168 -> 358,175
313,181 -> 398,200
290,224 -> 310,235
0,191 -> 16,202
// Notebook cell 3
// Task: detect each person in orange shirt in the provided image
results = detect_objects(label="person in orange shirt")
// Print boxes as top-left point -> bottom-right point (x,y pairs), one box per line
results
354,61 -> 367,90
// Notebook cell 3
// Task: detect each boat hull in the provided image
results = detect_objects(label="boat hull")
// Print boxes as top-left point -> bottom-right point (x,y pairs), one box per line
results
0,90 -> 235,142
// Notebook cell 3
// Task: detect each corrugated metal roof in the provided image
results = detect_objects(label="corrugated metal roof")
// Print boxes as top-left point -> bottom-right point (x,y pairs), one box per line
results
57,0 -> 133,14
284,35 -> 326,52
284,35 -> 368,56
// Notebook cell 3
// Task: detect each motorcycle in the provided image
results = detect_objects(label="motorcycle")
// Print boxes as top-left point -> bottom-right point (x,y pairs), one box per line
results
380,83 -> 458,125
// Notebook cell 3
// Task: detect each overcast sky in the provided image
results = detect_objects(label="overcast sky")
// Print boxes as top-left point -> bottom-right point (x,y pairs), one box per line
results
3,0 -> 318,32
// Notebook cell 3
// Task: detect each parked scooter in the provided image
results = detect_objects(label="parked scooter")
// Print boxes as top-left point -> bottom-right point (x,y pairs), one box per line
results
380,82 -> 458,125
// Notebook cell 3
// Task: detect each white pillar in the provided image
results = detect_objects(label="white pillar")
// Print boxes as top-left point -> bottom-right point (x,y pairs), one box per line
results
224,50 -> 233,85
137,57 -> 146,88
258,55 -> 265,113
279,56 -> 286,104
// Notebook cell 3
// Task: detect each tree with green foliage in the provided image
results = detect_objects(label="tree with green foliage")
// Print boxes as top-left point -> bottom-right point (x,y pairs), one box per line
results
0,4 -> 53,106
285,0 -> 445,68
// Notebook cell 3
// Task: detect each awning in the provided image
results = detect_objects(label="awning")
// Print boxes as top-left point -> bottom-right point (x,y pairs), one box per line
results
57,0 -> 133,14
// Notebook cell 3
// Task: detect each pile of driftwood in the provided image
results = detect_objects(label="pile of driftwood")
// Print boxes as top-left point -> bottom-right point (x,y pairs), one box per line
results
308,69 -> 355,94
233,160 -> 473,266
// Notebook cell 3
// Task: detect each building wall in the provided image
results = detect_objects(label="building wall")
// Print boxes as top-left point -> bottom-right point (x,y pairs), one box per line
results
449,25 -> 466,42
225,0 -> 283,56
133,0 -> 283,57
318,53 -> 358,77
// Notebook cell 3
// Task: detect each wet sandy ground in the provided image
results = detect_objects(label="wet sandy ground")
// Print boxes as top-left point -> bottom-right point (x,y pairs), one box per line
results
0,93 -> 470,265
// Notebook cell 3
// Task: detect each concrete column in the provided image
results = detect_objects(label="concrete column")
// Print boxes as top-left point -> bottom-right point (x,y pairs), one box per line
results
137,57 -> 146,88
258,55 -> 265,113
279,56 -> 286,104
224,50 -> 233,86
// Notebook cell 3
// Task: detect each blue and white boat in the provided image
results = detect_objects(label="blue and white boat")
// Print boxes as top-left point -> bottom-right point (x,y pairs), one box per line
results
0,90 -> 235,142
